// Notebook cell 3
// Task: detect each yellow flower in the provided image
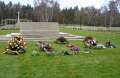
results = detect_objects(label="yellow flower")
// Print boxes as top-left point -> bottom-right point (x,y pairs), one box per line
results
15,45 -> 18,47
6,49 -> 9,51
9,43 -> 12,45
21,46 -> 24,48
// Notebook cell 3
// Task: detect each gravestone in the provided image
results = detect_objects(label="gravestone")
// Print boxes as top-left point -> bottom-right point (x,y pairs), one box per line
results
20,22 -> 59,41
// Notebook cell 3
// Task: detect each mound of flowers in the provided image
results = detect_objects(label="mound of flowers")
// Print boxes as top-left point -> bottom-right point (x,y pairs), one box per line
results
4,36 -> 26,55
83,36 -> 96,48
37,41 -> 54,55
55,37 -> 69,44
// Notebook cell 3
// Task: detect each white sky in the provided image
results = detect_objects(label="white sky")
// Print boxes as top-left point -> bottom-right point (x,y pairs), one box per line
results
2,0 -> 111,9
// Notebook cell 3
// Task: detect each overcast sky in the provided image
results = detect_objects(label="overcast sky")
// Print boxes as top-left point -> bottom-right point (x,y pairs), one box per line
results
2,0 -> 111,9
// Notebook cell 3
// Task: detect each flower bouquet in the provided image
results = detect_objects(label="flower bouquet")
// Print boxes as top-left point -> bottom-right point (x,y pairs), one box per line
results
4,36 -> 26,55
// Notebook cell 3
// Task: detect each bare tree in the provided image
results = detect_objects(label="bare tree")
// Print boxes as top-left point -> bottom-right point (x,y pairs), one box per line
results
33,0 -> 60,22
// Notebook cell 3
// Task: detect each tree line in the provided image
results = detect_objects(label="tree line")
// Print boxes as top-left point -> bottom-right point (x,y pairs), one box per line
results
0,0 -> 120,27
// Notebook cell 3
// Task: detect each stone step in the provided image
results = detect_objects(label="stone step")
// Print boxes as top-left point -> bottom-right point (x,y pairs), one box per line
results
67,39 -> 83,40
24,38 -> 54,41
23,35 -> 58,39
22,33 -> 59,36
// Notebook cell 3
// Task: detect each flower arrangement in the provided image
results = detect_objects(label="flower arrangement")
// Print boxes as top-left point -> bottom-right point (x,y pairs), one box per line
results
37,41 -> 53,52
83,36 -> 98,49
55,37 -> 69,44
4,36 -> 26,55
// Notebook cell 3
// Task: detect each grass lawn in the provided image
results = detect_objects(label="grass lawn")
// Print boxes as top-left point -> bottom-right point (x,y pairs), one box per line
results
0,27 -> 120,78
0,29 -> 19,35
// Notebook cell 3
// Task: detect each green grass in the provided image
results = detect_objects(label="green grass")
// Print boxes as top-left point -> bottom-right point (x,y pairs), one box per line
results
0,27 -> 120,78
0,29 -> 19,35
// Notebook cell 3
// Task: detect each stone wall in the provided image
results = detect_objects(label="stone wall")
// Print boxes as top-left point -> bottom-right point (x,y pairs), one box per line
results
20,22 -> 59,41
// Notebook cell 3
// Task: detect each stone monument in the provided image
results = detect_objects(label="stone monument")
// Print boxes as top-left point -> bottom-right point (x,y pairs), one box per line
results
20,22 -> 59,41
